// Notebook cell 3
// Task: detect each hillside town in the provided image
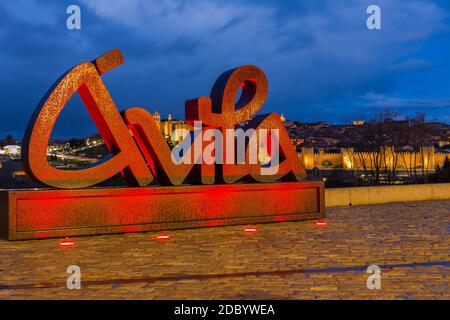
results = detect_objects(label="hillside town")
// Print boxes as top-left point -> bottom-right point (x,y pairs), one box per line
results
1,112 -> 449,188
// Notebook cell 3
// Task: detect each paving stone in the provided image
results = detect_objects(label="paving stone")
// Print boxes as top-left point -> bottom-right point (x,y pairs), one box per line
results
0,200 -> 448,299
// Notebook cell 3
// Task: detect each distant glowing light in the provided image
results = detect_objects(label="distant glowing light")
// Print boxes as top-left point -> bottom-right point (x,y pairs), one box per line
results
59,238 -> 75,247
156,234 -> 170,240
315,220 -> 327,228
244,227 -> 258,233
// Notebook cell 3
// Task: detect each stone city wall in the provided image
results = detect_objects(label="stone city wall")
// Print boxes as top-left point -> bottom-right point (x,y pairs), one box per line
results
300,147 -> 448,171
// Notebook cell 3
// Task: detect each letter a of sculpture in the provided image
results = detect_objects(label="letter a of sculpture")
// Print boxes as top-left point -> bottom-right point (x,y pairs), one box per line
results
23,49 -> 153,189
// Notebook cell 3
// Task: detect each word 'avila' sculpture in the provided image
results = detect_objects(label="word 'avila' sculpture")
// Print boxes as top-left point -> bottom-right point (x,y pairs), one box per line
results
23,49 -> 304,189
0,49 -> 324,240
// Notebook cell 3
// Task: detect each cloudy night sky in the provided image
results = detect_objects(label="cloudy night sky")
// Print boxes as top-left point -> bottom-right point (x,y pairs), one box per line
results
0,0 -> 450,138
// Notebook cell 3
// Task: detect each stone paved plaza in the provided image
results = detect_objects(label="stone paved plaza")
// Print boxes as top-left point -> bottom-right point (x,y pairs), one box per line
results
0,200 -> 448,299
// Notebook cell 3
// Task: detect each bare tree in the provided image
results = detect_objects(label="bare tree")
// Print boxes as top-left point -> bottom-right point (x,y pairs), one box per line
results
351,109 -> 406,185
405,112 -> 432,183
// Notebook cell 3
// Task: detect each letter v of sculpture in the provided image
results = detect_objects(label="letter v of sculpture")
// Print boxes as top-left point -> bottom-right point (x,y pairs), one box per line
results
0,48 -> 324,240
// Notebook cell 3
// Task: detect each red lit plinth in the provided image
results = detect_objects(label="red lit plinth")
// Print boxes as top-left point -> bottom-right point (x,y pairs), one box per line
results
0,181 -> 325,240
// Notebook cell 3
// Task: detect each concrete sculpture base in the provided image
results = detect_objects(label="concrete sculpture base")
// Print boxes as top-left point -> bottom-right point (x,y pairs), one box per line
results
0,181 -> 325,240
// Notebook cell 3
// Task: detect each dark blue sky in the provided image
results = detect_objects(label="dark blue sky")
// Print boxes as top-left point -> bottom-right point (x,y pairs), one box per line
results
1,0 -> 449,138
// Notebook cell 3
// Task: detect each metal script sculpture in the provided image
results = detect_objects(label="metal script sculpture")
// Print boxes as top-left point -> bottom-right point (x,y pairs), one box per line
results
22,49 -> 306,189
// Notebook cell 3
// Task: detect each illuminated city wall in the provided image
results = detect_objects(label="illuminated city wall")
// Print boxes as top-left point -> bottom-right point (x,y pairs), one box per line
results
300,147 -> 449,171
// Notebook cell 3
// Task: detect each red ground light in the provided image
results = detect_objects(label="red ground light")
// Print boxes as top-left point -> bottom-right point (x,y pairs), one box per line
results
59,238 -> 76,247
244,227 -> 258,233
156,234 -> 171,241
315,220 -> 328,228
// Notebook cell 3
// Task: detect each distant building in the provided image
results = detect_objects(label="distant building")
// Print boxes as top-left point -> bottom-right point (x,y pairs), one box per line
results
153,111 -> 191,143
0,145 -> 21,158
438,136 -> 450,148
353,120 -> 365,126
152,111 -> 161,123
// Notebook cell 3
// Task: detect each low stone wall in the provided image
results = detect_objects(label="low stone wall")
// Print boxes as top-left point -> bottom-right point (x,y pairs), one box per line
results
325,183 -> 450,207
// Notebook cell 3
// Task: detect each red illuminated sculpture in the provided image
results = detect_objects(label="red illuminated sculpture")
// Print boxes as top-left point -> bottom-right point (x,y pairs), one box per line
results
0,49 -> 324,240
23,49 -> 305,189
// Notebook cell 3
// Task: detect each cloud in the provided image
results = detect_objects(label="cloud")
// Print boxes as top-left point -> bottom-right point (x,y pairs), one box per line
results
389,59 -> 436,72
2,0 -> 59,26
0,0 -> 449,138
80,0 -> 270,46
360,93 -> 450,109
